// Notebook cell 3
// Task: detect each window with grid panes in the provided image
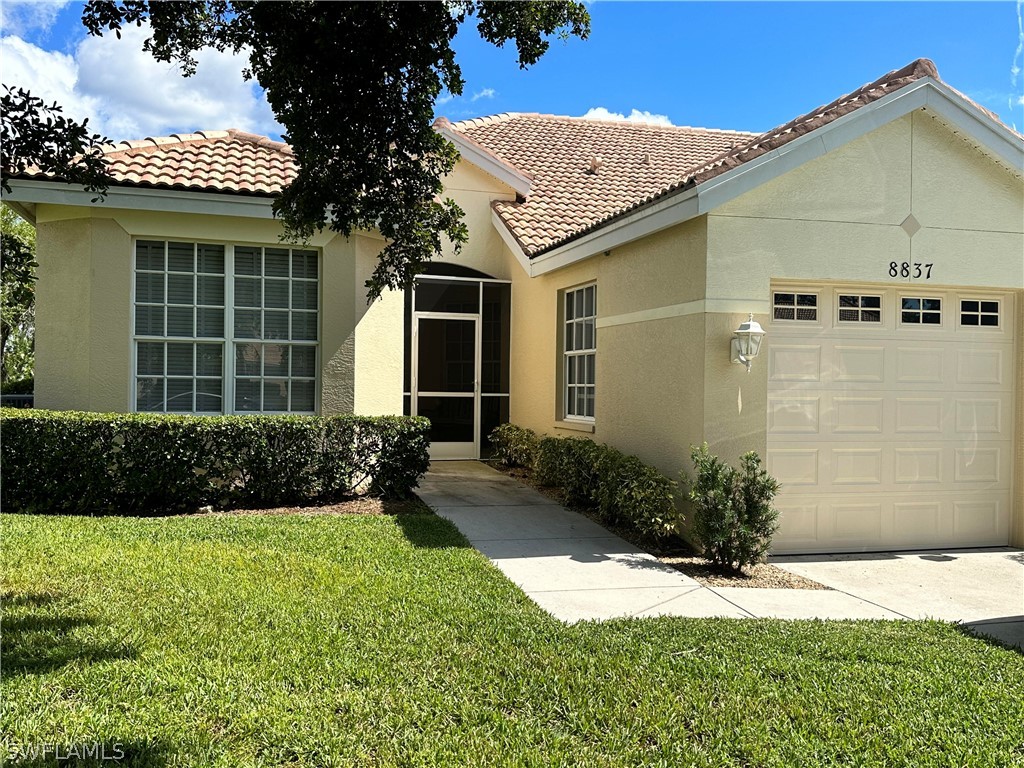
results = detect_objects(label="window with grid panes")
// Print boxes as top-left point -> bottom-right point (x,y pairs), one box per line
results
134,241 -> 226,412
564,284 -> 596,420
233,246 -> 318,412
133,240 -> 318,414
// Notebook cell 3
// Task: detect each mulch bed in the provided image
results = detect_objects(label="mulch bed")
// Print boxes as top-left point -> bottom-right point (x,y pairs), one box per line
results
489,463 -> 828,591
193,497 -> 431,517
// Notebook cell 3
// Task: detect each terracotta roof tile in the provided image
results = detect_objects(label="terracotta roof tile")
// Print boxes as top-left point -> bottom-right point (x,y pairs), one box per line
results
449,113 -> 755,256
24,128 -> 296,196
454,58 -> 952,257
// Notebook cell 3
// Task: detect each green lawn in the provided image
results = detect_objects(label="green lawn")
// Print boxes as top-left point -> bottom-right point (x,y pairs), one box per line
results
3,512 -> 1022,767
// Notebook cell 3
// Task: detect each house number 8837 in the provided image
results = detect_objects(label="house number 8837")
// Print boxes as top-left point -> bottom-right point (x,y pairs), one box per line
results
889,261 -> 933,279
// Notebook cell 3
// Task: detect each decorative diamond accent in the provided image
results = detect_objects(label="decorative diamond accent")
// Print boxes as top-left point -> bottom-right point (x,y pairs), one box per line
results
900,213 -> 922,238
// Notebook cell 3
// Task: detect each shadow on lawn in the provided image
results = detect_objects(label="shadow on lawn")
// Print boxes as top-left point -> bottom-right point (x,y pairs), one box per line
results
394,507 -> 472,550
1,591 -> 138,676
8,738 -> 171,767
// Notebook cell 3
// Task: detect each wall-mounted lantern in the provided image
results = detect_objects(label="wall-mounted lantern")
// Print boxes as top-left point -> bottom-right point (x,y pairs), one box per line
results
730,313 -> 765,373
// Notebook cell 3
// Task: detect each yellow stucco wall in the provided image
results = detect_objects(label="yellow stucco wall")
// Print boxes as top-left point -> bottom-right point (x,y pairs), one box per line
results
505,218 -> 709,480
30,157 -> 519,419
339,158 -> 520,417
35,216 -> 132,411
33,205 -> 353,415
1014,290 -> 1024,548
707,112 -> 1023,301
438,161 -> 518,280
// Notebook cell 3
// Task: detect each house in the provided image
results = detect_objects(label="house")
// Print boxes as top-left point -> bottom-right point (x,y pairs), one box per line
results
4,59 -> 1022,554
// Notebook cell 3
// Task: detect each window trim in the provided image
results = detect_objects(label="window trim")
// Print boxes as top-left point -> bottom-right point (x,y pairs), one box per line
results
130,238 -> 321,415
561,282 -> 596,423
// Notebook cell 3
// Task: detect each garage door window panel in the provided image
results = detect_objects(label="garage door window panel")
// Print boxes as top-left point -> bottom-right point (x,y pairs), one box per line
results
773,292 -> 818,322
837,294 -> 882,324
960,299 -> 1000,328
900,297 -> 941,325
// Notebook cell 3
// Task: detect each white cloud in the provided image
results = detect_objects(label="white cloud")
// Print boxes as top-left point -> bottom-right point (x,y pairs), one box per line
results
0,0 -> 70,37
471,87 -> 496,101
580,107 -> 674,126
1,23 -> 283,140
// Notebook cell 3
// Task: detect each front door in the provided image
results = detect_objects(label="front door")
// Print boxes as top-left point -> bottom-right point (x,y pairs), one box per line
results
413,314 -> 479,459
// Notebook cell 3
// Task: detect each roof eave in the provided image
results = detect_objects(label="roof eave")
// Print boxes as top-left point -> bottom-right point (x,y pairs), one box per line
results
523,78 -> 1023,277
2,178 -> 279,220
436,123 -> 533,197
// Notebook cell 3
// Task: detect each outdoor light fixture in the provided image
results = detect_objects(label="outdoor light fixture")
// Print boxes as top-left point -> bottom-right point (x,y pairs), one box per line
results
730,313 -> 765,373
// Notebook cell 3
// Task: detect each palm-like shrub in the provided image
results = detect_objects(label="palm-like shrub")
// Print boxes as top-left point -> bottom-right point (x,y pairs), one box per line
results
685,444 -> 780,573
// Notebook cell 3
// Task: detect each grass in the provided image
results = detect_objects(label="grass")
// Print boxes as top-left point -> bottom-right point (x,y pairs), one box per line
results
2,511 -> 1023,767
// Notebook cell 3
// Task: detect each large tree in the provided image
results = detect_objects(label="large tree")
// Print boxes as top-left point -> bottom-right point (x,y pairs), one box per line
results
1,204 -> 37,385
1,1 -> 590,299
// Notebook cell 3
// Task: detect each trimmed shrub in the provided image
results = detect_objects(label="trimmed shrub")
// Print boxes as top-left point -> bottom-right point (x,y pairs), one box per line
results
594,450 -> 677,537
524,428 -> 676,539
0,409 -> 430,515
684,443 -> 780,573
488,423 -> 539,468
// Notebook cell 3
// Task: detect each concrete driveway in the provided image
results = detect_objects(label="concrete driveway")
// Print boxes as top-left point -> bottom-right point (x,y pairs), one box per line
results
772,549 -> 1024,650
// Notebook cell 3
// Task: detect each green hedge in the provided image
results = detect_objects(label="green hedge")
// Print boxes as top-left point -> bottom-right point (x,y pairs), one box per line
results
0,409 -> 431,515
1,377 -> 33,395
491,424 -> 677,539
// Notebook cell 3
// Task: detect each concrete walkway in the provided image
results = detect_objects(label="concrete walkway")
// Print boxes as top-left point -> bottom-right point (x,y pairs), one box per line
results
417,462 -> 917,625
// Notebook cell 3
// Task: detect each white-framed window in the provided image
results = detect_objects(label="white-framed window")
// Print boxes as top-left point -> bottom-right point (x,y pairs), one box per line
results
959,298 -> 1000,328
900,296 -> 941,325
837,294 -> 882,324
133,240 -> 319,414
563,283 -> 596,421
773,291 -> 818,322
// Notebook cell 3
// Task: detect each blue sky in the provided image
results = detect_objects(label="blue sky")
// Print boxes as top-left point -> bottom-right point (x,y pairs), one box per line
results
2,1 -> 1022,141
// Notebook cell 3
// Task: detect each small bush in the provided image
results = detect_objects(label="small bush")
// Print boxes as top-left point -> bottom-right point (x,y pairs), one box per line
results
684,443 -> 780,573
488,423 -> 539,468
0,409 -> 431,515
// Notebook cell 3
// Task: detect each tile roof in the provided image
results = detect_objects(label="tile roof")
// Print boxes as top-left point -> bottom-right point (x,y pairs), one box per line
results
17,58 -> 1008,259
450,58 -> 947,257
25,129 -> 297,196
445,114 -> 755,255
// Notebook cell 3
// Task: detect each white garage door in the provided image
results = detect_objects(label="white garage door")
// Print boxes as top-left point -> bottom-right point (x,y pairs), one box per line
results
767,284 -> 1016,554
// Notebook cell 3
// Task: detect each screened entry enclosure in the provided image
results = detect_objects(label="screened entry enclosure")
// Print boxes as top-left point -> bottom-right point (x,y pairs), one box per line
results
404,269 -> 511,459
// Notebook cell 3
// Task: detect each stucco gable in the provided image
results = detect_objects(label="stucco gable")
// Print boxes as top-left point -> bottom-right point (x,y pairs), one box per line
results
714,110 -> 1023,236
